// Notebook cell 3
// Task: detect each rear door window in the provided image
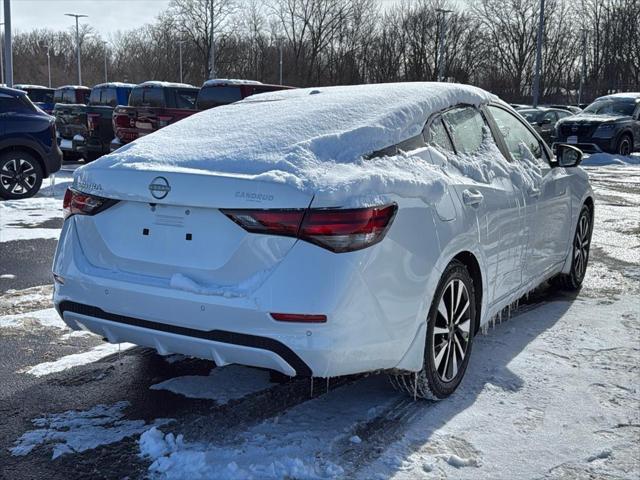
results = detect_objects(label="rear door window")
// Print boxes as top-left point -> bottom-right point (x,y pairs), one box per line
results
129,87 -> 164,107
442,107 -> 487,154
88,88 -> 103,105
103,88 -> 118,107
173,89 -> 198,109
426,117 -> 455,153
196,86 -> 243,110
0,95 -> 36,113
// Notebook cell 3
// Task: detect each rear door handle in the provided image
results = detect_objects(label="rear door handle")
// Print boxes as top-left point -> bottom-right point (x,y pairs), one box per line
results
462,189 -> 484,206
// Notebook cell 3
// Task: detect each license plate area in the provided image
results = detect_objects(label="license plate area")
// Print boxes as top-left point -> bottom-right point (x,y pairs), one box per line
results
567,135 -> 578,144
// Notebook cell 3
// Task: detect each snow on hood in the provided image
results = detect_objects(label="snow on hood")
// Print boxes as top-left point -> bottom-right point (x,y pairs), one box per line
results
77,82 -> 495,204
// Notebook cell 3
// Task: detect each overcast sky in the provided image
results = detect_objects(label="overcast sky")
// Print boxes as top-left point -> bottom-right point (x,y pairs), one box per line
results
3,0 -> 172,37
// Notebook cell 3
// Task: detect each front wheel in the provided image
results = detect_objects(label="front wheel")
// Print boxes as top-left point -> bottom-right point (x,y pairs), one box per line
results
616,134 -> 632,156
553,204 -> 592,290
390,260 -> 476,400
0,151 -> 43,200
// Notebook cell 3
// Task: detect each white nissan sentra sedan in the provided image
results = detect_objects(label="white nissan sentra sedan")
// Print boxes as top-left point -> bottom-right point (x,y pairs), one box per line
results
52,83 -> 593,399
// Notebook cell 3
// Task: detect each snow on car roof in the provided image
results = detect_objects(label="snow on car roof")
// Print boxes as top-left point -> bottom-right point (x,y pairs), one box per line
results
203,79 -> 263,87
56,85 -> 90,90
595,92 -> 640,101
136,81 -> 197,89
92,82 -> 137,89
14,84 -> 52,90
82,82 -> 496,202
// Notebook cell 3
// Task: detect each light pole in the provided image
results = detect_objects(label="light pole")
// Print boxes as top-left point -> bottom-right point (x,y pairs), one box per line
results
45,44 -> 51,87
278,39 -> 283,85
532,0 -> 545,107
435,8 -> 452,82
65,13 -> 88,85
102,41 -> 108,83
3,0 -> 13,87
178,40 -> 184,83
208,0 -> 215,79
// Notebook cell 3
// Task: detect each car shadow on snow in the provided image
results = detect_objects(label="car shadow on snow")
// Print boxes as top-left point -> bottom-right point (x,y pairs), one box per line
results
341,284 -> 580,477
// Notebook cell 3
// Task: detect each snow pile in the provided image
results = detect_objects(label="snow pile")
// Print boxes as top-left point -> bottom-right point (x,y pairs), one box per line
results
78,83 -> 495,204
0,307 -> 66,330
11,401 -> 171,459
169,269 -> 272,298
21,342 -> 135,377
582,152 -> 640,166
150,365 -> 274,404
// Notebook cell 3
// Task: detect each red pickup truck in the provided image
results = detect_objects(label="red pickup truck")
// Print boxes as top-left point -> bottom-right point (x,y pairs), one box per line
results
111,79 -> 293,151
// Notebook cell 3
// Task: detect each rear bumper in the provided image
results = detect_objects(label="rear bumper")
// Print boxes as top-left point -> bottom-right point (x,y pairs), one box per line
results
58,301 -> 311,376
43,143 -> 63,176
52,216 -> 429,377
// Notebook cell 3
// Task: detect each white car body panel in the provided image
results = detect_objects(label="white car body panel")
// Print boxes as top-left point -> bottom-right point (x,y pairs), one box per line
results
52,84 -> 594,378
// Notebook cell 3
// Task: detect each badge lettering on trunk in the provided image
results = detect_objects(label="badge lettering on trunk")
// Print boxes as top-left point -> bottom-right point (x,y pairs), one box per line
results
149,176 -> 171,199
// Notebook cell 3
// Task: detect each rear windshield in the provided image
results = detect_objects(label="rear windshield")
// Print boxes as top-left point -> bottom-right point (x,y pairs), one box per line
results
583,99 -> 637,116
54,89 -> 88,104
89,87 -> 121,107
197,86 -> 243,110
129,87 -> 164,107
519,110 -> 545,123
25,89 -> 54,104
172,88 -> 198,109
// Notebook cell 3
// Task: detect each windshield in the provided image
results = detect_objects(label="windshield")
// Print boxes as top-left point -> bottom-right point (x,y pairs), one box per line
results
25,89 -> 54,104
519,110 -> 545,123
583,99 -> 637,116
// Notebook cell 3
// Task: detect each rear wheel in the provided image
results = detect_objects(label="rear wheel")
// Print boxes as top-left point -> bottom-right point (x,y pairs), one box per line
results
553,204 -> 592,290
616,134 -> 632,156
0,151 -> 43,200
390,260 -> 476,400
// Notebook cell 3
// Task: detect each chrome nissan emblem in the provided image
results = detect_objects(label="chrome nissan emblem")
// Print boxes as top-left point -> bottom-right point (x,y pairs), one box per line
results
149,176 -> 171,199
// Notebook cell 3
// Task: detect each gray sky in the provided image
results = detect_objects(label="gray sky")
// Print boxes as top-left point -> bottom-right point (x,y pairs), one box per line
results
3,0 -> 171,37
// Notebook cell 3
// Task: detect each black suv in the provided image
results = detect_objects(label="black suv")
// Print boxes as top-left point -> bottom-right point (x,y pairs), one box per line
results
0,87 -> 62,199
554,93 -> 640,155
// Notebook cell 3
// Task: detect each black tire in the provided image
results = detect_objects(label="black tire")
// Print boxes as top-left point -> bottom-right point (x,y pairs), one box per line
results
0,151 -> 43,200
616,134 -> 633,156
389,260 -> 476,400
553,204 -> 592,290
83,151 -> 101,163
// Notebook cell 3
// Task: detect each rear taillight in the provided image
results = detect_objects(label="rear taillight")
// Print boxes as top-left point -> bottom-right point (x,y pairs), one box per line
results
158,115 -> 173,127
87,113 -> 100,132
63,188 -> 119,219
222,204 -> 397,253
270,313 -> 327,323
113,112 -> 130,128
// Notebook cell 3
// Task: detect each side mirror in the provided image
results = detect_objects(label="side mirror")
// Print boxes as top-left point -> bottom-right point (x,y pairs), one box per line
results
555,144 -> 583,167
541,118 -> 552,125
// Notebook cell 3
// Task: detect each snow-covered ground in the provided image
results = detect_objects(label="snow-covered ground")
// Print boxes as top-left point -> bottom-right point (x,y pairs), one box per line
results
1,160 -> 639,479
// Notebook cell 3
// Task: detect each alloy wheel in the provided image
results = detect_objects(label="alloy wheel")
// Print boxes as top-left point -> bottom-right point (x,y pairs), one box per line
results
573,212 -> 591,281
431,279 -> 472,382
619,138 -> 631,156
0,158 -> 38,195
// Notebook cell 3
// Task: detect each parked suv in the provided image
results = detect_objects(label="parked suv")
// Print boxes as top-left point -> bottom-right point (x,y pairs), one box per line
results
554,93 -> 640,155
111,81 -> 199,150
53,85 -> 91,159
15,84 -> 55,114
519,107 -> 574,144
69,82 -> 136,162
0,87 -> 61,199
196,79 -> 294,110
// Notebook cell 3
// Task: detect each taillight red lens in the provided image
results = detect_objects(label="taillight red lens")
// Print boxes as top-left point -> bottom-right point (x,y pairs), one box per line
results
63,188 -> 119,219
87,113 -> 100,131
221,204 -> 397,253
